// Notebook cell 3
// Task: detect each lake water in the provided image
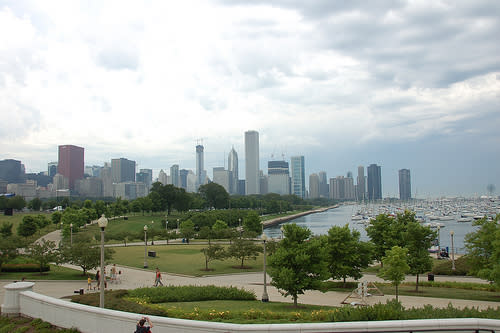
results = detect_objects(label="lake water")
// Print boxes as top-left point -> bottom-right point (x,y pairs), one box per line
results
263,204 -> 478,254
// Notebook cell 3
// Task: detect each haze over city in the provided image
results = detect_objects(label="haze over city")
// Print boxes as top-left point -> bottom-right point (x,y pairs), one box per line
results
1,1 -> 499,197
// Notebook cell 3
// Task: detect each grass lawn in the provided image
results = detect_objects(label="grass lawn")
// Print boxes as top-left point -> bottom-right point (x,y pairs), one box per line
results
0,211 -> 57,235
0,264 -> 90,281
0,316 -> 79,332
111,244 -> 264,276
379,283 -> 500,302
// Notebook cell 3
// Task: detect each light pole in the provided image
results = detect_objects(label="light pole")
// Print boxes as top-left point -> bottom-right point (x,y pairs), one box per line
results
165,219 -> 169,245
151,221 -> 154,245
280,226 -> 284,239
144,225 -> 148,268
97,214 -> 108,308
60,221 -> 63,230
450,230 -> 456,271
261,234 -> 269,302
70,223 -> 73,246
238,218 -> 241,228
177,218 -> 180,230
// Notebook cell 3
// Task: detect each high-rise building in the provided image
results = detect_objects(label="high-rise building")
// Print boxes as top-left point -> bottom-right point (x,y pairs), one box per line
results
48,162 -> 58,178
309,173 -> 320,199
158,169 -> 168,185
268,161 -> 290,195
228,147 -> 239,194
367,164 -> 382,200
0,159 -> 24,184
330,175 -> 355,200
318,171 -> 329,198
245,130 -> 260,195
58,145 -> 84,190
75,177 -> 103,197
111,158 -> 135,183
186,170 -> 197,192
213,167 -> 232,193
138,168 -> 153,190
399,169 -> 412,201
259,170 -> 268,195
357,166 -> 366,201
290,156 -> 305,199
196,144 -> 205,188
99,166 -> 113,197
180,169 -> 189,190
170,164 -> 180,187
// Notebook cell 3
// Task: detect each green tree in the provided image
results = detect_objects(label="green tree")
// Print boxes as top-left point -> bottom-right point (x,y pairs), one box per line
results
7,195 -> 26,211
94,200 -> 107,217
243,211 -> 262,235
268,224 -> 328,307
199,182 -> 229,209
28,239 -> 59,274
404,222 -> 435,291
465,215 -> 500,285
200,244 -> 226,270
226,237 -> 262,268
325,224 -> 373,287
180,220 -> 195,243
173,188 -> 192,212
51,211 -> 62,224
377,246 -> 410,301
60,235 -> 114,275
0,222 -> 13,237
17,216 -> 38,237
212,220 -> 229,239
0,236 -> 20,271
28,198 -> 42,211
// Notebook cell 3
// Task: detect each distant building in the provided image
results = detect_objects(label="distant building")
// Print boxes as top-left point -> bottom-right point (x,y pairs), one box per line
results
329,176 -> 355,200
58,145 -> 84,190
158,169 -> 168,185
399,169 -> 411,200
268,161 -> 290,195
228,147 -> 239,194
213,167 -> 232,193
75,177 -> 103,197
113,182 -> 146,200
111,158 -> 136,183
137,168 -> 153,192
238,179 -> 246,196
48,162 -> 58,177
259,170 -> 268,195
53,173 -> 69,190
0,159 -> 24,184
7,182 -> 36,201
180,169 -> 189,190
367,164 -> 382,200
309,173 -> 320,199
196,144 -> 205,189
170,164 -> 180,187
0,180 -> 7,193
357,166 -> 366,201
186,170 -> 197,193
245,130 -> 260,195
318,171 -> 329,198
290,156 -> 305,199
99,166 -> 113,197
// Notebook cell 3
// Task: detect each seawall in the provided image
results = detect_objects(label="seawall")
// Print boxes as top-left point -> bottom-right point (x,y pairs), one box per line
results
262,205 -> 339,229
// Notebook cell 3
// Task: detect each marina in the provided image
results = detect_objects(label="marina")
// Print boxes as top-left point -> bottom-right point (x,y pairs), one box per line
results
263,197 -> 500,254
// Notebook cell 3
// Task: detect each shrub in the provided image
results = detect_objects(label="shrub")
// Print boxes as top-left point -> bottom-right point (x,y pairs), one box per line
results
1,263 -> 50,272
432,256 -> 471,276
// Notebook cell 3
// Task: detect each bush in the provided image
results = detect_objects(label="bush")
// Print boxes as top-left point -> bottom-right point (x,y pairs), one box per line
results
1,263 -> 50,272
432,256 -> 471,276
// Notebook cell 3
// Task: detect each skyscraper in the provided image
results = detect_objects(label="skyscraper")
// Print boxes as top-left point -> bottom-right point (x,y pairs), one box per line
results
367,164 -> 382,200
228,147 -> 239,194
357,166 -> 366,201
213,167 -> 231,193
180,169 -> 189,190
170,164 -> 180,187
318,171 -> 329,198
268,160 -> 290,195
309,173 -> 320,199
58,145 -> 84,190
47,162 -> 58,177
245,130 -> 260,195
196,144 -> 205,188
111,158 -> 136,183
290,156 -> 305,199
399,169 -> 412,200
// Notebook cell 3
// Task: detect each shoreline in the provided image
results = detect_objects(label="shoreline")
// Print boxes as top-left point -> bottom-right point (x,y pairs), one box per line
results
262,204 -> 339,228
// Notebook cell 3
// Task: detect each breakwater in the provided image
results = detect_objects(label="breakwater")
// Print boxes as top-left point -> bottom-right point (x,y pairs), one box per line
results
262,205 -> 339,228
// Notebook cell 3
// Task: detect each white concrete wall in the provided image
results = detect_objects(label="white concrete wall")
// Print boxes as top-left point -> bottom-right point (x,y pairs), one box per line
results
6,288 -> 500,333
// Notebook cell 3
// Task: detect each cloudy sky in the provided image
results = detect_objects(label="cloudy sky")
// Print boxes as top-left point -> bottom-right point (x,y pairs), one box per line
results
1,1 -> 499,197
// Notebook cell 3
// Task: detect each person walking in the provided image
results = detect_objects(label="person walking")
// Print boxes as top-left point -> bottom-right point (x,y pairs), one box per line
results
95,270 -> 100,290
154,268 -> 163,287
135,316 -> 153,333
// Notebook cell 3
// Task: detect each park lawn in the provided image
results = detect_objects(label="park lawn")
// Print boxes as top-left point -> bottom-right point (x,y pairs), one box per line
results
0,264 -> 91,280
0,211 -> 56,234
379,283 -> 500,302
81,214 -> 171,237
111,244 -> 264,276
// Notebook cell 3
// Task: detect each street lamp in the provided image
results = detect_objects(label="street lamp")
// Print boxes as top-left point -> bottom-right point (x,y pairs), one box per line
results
238,218 -> 241,228
165,219 -> 169,245
97,214 -> 108,308
144,225 -> 148,268
450,230 -> 456,271
280,226 -> 284,239
151,221 -> 154,245
177,218 -> 180,230
261,234 -> 269,302
60,221 -> 63,230
70,223 -> 73,246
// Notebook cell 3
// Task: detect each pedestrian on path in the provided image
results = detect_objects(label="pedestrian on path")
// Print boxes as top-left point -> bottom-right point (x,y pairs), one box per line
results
95,270 -> 100,290
154,268 -> 163,287
87,275 -> 92,291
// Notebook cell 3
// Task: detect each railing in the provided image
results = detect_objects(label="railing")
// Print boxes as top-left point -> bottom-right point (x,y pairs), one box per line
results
2,282 -> 499,333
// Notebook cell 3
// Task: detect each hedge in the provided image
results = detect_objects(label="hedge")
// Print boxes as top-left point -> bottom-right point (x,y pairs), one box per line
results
1,263 -> 50,272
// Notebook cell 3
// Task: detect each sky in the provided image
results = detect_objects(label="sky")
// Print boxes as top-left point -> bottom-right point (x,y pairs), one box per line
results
1,1 -> 499,198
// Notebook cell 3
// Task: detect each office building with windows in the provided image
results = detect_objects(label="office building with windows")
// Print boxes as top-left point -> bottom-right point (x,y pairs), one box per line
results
111,158 -> 136,183
290,156 -> 305,199
399,169 -> 411,200
245,130 -> 260,195
58,145 -> 84,190
367,164 -> 382,200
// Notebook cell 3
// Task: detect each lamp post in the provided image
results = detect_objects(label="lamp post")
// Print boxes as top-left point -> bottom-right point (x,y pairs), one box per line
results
144,225 -> 148,268
151,221 -> 154,245
261,234 -> 269,302
97,214 -> 108,308
280,226 -> 284,239
450,230 -> 456,271
60,221 -> 63,230
165,219 -> 169,245
238,218 -> 241,228
177,218 -> 180,230
70,223 -> 73,246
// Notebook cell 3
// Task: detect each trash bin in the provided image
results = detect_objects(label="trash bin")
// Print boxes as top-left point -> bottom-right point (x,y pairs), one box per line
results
148,251 -> 156,257
427,274 -> 434,281
123,216 -> 128,220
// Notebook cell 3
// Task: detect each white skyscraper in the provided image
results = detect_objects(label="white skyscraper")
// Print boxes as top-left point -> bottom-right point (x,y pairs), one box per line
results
245,130 -> 260,195
196,144 -> 205,189
228,147 -> 239,194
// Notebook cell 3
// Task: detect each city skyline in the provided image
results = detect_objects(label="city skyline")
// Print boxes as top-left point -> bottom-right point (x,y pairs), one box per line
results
0,2 -> 498,197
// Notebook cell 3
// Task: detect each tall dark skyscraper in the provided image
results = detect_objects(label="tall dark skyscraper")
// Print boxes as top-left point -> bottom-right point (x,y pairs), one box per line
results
367,163 -> 382,200
58,145 -> 84,190
111,158 -> 136,183
0,159 -> 23,184
399,169 -> 412,200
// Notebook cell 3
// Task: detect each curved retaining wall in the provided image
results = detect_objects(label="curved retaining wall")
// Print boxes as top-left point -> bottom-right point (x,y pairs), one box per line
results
262,205 -> 338,228
2,283 -> 499,333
